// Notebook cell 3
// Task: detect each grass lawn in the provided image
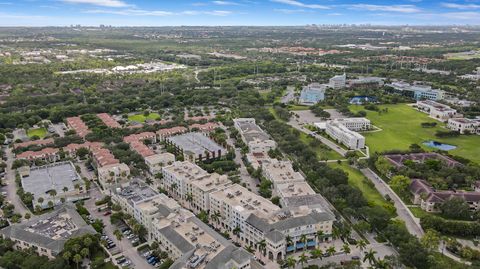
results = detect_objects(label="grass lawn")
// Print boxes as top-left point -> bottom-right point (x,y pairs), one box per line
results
127,113 -> 161,123
288,105 -> 310,111
299,132 -> 343,160
349,104 -> 480,163
329,163 -> 392,210
27,128 -> 47,138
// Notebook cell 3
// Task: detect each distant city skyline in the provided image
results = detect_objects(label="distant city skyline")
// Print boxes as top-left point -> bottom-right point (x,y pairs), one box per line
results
0,0 -> 479,26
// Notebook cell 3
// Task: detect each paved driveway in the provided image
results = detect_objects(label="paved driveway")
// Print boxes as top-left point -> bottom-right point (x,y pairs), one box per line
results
3,148 -> 30,220
360,168 -> 424,237
84,185 -> 152,269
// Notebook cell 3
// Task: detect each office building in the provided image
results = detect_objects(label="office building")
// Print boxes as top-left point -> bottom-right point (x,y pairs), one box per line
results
329,73 -> 346,89
324,118 -> 369,150
298,83 -> 326,105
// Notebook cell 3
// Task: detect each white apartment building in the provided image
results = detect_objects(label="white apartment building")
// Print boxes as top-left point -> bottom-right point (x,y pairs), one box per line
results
329,73 -> 346,89
447,118 -> 480,135
97,163 -> 130,189
233,118 -> 277,153
144,153 -> 175,175
275,181 -> 316,202
262,159 -> 305,188
161,161 -> 231,213
111,181 -> 255,269
325,118 -> 368,150
416,100 -> 459,121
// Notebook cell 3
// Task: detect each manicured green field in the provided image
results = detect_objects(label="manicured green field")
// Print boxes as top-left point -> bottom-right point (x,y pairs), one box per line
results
27,128 -> 47,138
329,163 -> 392,210
349,104 -> 480,163
127,113 -> 161,123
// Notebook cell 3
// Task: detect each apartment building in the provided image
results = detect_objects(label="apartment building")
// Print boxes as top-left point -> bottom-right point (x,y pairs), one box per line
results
96,113 -> 121,128
156,126 -> 188,141
161,161 -> 231,213
144,153 -> 175,175
63,141 -> 103,158
416,100 -> 459,121
329,73 -> 346,89
13,138 -> 54,150
110,180 -> 255,269
66,116 -> 91,138
97,163 -> 131,189
447,118 -> 480,134
325,118 -> 367,150
189,122 -> 219,133
233,118 -> 277,153
261,159 -> 305,188
0,204 -> 96,259
16,147 -> 60,163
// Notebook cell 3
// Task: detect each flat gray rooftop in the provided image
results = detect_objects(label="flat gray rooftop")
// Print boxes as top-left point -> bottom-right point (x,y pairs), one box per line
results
236,121 -> 270,143
168,132 -> 225,155
116,180 -> 158,206
21,162 -> 83,203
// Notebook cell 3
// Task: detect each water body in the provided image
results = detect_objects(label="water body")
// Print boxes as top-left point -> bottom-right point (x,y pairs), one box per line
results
423,140 -> 457,151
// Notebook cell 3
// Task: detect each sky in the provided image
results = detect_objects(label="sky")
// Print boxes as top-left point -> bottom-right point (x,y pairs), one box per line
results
0,0 -> 480,26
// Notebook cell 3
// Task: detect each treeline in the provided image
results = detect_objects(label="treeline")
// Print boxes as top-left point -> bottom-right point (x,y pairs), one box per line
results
421,214 -> 480,237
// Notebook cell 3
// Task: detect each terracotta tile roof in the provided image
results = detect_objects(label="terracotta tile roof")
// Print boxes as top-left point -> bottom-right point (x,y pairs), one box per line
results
156,126 -> 188,137
97,113 -> 121,128
13,138 -> 54,149
91,148 -> 119,167
16,147 -> 59,160
66,117 -> 91,138
190,122 -> 219,132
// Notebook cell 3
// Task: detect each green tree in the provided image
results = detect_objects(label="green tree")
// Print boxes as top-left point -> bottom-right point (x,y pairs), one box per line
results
73,253 -> 82,269
420,229 -> 440,252
363,249 -> 377,265
389,175 -> 411,198
298,252 -> 308,268
440,197 -> 471,220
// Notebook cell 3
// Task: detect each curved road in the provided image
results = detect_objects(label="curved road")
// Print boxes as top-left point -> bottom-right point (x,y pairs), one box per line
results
360,168 -> 424,238
4,148 -> 31,219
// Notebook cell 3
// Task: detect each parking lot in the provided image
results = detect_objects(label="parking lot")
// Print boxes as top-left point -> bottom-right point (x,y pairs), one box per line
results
84,184 -> 154,269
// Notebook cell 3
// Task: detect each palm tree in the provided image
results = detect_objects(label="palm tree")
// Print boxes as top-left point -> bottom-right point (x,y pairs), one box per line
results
48,189 -> 57,204
326,246 -> 336,256
257,240 -> 266,256
286,256 -> 296,269
310,248 -> 323,259
316,230 -> 324,244
114,229 -> 123,251
374,258 -> 390,269
342,243 -> 351,257
211,211 -> 221,224
80,248 -> 89,259
356,239 -> 367,252
332,226 -> 341,240
233,226 -> 242,241
186,193 -> 193,208
300,234 -> 308,251
363,249 -> 377,265
62,251 -> 72,263
73,254 -> 82,269
245,245 -> 254,253
286,235 -> 293,248
298,252 -> 308,268
83,237 -> 93,249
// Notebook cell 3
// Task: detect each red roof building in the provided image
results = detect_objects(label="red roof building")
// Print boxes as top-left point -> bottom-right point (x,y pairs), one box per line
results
97,113 -> 121,128
13,138 -> 54,149
66,117 -> 91,138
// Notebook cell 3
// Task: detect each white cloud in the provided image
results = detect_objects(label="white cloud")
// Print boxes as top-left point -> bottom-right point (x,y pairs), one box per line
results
61,0 -> 130,8
274,8 -> 312,14
349,4 -> 420,13
85,9 -> 232,16
441,3 -> 480,9
212,1 -> 240,5
441,11 -> 480,20
271,0 -> 329,10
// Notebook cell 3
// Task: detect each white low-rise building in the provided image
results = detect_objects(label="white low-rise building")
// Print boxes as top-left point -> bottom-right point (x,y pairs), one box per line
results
97,163 -> 130,189
262,159 -> 305,188
329,73 -> 346,89
416,100 -> 459,121
144,153 -> 175,175
233,118 -> 277,153
447,118 -> 480,135
325,118 -> 369,150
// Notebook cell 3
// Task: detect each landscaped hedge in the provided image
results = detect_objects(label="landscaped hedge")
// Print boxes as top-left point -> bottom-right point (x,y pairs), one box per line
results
421,214 -> 480,237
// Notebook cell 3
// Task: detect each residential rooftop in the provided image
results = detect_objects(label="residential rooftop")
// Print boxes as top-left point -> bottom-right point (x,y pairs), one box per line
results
167,132 -> 225,156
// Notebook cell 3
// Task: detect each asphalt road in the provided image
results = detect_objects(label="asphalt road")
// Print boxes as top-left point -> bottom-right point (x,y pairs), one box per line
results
360,168 -> 424,238
287,119 -> 347,157
3,148 -> 30,219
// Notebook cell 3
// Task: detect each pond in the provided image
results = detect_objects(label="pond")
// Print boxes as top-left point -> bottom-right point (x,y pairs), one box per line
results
423,140 -> 457,151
